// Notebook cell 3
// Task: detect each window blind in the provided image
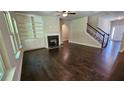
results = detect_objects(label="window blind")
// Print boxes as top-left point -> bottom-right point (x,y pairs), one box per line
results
16,14 -> 44,40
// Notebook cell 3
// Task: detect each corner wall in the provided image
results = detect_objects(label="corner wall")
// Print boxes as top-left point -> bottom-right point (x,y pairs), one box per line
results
88,15 -> 111,34
88,15 -> 99,28
70,17 -> 101,48
97,17 -> 111,34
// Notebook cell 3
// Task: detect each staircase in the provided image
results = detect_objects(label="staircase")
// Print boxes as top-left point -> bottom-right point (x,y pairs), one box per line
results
87,24 -> 109,48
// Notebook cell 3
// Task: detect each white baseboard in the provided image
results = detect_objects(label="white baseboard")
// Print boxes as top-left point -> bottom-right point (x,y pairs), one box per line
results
70,41 -> 101,48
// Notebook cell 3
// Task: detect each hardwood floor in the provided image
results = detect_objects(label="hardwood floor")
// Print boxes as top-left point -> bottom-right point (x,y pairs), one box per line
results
21,40 -> 124,81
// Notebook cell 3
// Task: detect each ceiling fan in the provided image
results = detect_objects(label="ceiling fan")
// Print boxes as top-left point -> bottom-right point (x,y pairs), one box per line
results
56,11 -> 76,17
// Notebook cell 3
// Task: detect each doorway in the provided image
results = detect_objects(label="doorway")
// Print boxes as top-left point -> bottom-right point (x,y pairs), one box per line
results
60,19 -> 70,44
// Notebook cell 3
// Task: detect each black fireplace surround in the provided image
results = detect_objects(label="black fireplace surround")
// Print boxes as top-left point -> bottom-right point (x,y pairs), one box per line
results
47,35 -> 59,48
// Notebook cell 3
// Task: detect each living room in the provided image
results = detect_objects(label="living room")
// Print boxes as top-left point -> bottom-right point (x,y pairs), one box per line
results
1,11 -> 124,81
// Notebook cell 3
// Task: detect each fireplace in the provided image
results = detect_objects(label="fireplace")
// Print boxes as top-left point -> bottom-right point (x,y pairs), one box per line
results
47,35 -> 59,48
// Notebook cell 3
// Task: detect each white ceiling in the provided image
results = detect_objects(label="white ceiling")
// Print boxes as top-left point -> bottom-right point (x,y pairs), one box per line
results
15,11 -> 124,21
15,11 -> 102,20
100,11 -> 124,21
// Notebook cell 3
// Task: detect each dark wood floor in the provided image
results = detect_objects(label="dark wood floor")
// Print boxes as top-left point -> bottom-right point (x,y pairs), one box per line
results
21,40 -> 124,81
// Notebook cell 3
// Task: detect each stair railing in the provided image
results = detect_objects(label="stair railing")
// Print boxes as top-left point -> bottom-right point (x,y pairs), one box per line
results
87,23 -> 109,48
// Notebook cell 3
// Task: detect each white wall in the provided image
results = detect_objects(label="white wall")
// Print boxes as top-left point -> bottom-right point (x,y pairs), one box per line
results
88,15 -> 111,35
43,16 -> 60,33
88,15 -> 99,28
70,17 -> 101,48
120,34 -> 124,52
111,25 -> 124,41
110,19 -> 124,41
42,16 -> 60,47
97,17 -> 111,34
60,20 -> 70,42
61,24 -> 69,41
110,19 -> 124,52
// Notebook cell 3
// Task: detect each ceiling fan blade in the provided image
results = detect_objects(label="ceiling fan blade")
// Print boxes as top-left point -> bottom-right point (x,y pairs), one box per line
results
68,13 -> 76,14
56,11 -> 62,13
57,14 -> 61,16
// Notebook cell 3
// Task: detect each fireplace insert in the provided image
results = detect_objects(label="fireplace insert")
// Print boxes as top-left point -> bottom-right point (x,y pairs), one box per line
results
47,35 -> 59,48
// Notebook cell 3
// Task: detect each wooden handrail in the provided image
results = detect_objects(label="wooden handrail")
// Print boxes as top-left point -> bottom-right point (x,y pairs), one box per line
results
97,27 -> 109,36
87,24 -> 104,36
87,23 -> 109,48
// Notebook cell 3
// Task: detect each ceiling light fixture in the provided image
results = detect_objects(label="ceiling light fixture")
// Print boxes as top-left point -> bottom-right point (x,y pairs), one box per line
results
62,13 -> 68,17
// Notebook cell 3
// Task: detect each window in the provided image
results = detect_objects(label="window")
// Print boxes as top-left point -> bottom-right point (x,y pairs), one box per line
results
15,14 -> 45,50
16,14 -> 44,40
13,18 -> 22,48
0,53 -> 5,80
4,12 -> 22,57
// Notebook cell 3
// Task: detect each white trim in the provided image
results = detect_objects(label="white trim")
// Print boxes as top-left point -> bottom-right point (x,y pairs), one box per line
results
45,33 -> 60,48
5,67 -> 16,81
24,47 -> 46,52
13,51 -> 24,81
70,41 -> 101,48
0,54 -> 5,80
15,51 -> 21,60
